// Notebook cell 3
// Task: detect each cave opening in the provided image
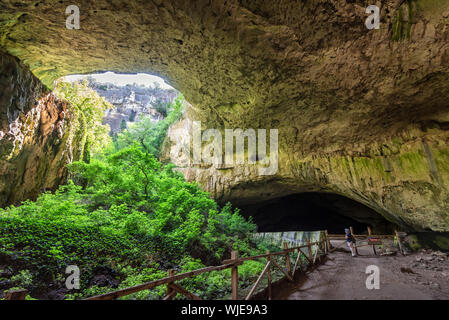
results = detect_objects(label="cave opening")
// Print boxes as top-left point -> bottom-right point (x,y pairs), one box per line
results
57,71 -> 180,136
239,192 -> 395,235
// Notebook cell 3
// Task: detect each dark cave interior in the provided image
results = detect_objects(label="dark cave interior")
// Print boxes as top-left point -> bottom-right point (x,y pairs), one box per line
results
239,192 -> 394,235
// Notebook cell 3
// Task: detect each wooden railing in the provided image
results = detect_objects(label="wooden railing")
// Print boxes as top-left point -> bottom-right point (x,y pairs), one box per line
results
4,228 -> 404,300
3,289 -> 28,300
327,227 -> 404,255
82,232 -> 329,301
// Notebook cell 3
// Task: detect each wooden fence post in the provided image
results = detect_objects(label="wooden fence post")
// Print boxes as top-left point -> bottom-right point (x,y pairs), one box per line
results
283,242 -> 292,276
293,247 -> 303,277
320,237 -> 325,259
266,251 -> 272,300
322,234 -> 327,254
231,251 -> 239,300
367,226 -> 377,255
5,289 -> 27,300
325,230 -> 332,251
307,238 -> 313,264
350,226 -> 359,255
166,269 -> 175,300
395,230 -> 404,255
313,239 -> 320,264
314,239 -> 320,263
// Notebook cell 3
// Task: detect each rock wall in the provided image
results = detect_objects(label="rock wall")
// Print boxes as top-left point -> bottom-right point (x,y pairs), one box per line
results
166,111 -> 449,233
90,82 -> 178,135
0,51 -> 83,207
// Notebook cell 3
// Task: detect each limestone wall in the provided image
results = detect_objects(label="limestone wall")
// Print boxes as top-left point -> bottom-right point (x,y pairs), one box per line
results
0,51 -> 83,206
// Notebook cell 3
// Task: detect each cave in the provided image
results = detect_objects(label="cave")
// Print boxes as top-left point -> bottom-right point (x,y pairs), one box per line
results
1,0 -> 449,240
2,1 -> 449,304
239,193 -> 394,235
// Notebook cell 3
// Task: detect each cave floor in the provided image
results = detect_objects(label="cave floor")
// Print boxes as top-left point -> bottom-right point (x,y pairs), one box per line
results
275,240 -> 449,300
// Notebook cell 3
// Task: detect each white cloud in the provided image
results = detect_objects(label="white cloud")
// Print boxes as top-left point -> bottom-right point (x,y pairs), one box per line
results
62,72 -> 174,89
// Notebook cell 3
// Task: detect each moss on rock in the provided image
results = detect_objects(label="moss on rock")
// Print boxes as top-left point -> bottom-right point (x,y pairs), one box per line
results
408,232 -> 449,251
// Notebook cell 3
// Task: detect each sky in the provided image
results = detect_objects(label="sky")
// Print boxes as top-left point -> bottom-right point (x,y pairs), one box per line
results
62,72 -> 174,89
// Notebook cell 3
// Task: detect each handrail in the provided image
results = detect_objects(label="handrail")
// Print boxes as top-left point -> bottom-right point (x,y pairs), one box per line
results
85,263 -> 234,300
327,230 -> 401,255
3,228 -> 404,300
327,234 -> 395,238
85,236 -> 327,301
222,241 -> 322,264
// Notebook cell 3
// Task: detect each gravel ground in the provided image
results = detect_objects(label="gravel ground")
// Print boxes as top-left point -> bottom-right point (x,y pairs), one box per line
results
275,240 -> 449,300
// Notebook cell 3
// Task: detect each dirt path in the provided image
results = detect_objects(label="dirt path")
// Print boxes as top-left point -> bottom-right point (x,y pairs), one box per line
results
275,240 -> 449,300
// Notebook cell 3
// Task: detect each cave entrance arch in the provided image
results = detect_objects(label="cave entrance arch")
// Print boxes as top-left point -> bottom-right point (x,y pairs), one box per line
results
239,192 -> 394,235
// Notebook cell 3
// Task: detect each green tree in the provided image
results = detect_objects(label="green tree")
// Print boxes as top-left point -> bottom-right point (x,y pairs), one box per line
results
0,81 -> 266,300
54,80 -> 113,157
115,95 -> 184,157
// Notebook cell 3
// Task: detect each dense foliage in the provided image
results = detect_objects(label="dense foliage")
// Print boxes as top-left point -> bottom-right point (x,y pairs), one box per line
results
54,80 -> 113,159
0,83 -> 273,300
114,95 -> 184,157
0,150 -> 258,299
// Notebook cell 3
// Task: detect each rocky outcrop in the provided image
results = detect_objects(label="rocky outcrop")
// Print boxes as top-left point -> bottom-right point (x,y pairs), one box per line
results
1,0 -> 449,232
0,51 -> 83,207
165,112 -> 449,233
90,82 -> 178,135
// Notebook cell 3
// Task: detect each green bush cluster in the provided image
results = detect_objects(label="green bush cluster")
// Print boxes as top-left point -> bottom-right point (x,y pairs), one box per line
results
54,80 -> 113,159
0,146 -> 260,299
114,95 -> 184,157
0,83 -> 272,300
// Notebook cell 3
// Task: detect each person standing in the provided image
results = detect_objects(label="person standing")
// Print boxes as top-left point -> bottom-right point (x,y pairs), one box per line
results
345,228 -> 357,257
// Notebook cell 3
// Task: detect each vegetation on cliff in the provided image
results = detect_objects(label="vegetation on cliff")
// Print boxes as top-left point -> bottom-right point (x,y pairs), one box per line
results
54,80 -> 113,160
114,95 -> 184,157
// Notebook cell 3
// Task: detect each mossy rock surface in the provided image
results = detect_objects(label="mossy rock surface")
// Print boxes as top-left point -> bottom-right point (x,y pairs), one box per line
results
408,232 -> 449,251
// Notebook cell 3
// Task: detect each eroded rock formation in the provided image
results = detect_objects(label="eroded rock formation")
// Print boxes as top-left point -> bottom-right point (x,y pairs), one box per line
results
0,51 -> 83,206
90,81 -> 177,135
1,0 -> 449,232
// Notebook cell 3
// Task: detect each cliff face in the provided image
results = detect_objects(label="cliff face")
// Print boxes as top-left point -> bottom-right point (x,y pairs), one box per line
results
1,0 -> 449,232
0,51 -> 83,207
166,111 -> 449,233
89,82 -> 178,135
